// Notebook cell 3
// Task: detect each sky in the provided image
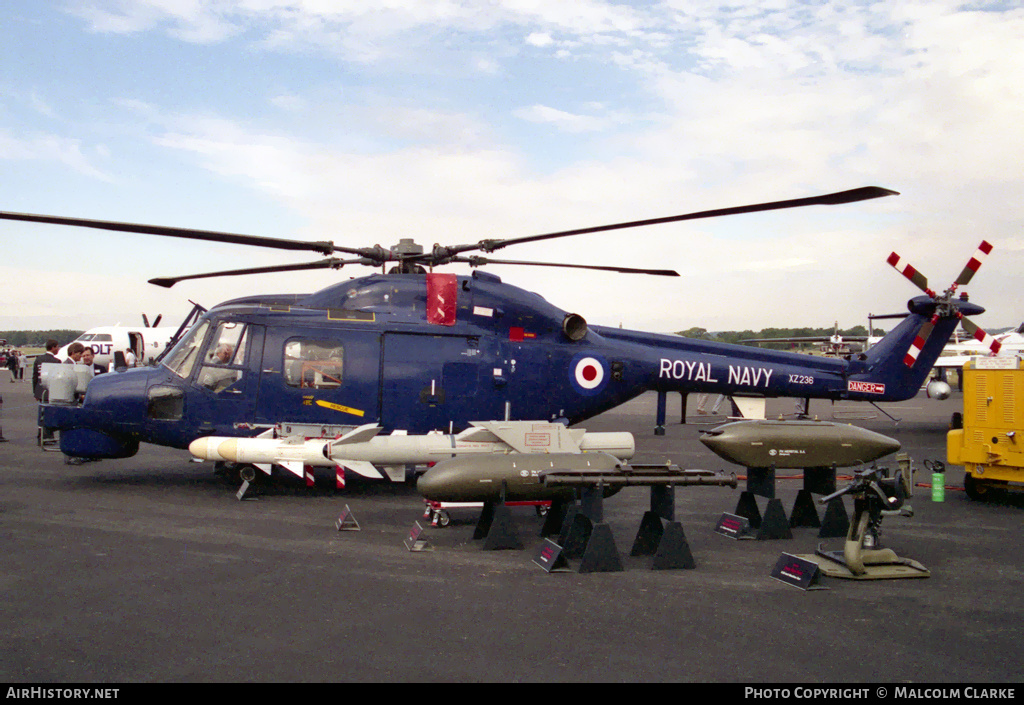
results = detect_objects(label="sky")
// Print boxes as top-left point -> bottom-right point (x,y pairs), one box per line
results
1,0 -> 1022,335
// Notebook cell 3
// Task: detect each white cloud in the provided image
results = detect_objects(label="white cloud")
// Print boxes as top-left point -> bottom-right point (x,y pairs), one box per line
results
0,130 -> 115,182
270,94 -> 306,112
525,31 -> 553,47
512,104 -> 610,133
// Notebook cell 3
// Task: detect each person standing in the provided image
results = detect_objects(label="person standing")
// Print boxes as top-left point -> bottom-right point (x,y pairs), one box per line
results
33,340 -> 61,401
81,348 -> 105,376
64,343 -> 85,364
6,350 -> 18,382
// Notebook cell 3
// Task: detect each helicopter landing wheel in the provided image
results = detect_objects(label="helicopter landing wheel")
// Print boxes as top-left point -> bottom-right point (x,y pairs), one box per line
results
215,461 -> 261,486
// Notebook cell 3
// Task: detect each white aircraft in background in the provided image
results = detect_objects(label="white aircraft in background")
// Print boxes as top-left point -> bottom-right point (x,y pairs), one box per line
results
932,321 -> 1023,371
58,315 -> 179,369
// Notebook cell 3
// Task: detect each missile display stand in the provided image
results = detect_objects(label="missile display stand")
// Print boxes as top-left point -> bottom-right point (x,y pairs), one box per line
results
733,466 -> 793,540
540,464 -> 737,573
472,486 -> 524,551
629,485 -> 695,570
732,465 -> 851,540
555,482 -> 623,574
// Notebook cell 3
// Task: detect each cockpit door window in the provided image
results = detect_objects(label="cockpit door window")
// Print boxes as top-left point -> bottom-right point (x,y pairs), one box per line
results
197,322 -> 249,393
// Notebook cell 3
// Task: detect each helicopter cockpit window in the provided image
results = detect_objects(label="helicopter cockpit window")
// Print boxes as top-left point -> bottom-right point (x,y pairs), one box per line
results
162,320 -> 210,380
284,339 -> 344,389
197,322 -> 249,393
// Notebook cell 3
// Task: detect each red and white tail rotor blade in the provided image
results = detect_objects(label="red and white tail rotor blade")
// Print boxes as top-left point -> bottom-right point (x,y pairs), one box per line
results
954,240 -> 993,287
960,317 -> 1003,355
887,252 -> 936,298
903,320 -> 935,368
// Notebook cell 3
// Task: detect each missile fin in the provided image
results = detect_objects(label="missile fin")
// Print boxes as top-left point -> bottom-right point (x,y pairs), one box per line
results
277,460 -> 305,478
254,463 -> 273,476
339,460 -> 383,479
381,465 -> 407,482
470,420 -> 581,453
334,424 -> 383,445
459,425 -> 502,443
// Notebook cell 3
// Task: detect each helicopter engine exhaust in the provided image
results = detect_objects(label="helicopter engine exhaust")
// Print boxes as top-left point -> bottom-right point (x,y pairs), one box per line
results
563,313 -> 588,341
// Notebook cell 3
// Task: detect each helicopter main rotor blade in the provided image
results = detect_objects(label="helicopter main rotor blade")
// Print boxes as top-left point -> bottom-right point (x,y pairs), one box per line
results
0,210 -> 375,258
148,257 -> 365,288
454,256 -> 679,277
440,186 -> 899,258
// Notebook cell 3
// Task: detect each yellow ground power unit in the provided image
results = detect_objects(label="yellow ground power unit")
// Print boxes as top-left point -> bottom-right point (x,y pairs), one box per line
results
947,357 -> 1024,500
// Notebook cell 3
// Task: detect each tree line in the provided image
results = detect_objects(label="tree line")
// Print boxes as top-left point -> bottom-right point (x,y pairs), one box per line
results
675,325 -> 881,348
0,330 -> 84,347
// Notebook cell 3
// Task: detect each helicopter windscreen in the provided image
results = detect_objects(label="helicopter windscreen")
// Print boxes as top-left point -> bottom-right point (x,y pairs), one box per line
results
162,320 -> 210,379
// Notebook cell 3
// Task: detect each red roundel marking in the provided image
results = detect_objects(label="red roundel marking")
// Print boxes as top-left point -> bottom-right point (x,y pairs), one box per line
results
574,357 -> 605,390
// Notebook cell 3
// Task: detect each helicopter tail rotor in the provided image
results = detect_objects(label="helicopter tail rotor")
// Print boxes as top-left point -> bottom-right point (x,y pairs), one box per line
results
888,240 -> 998,367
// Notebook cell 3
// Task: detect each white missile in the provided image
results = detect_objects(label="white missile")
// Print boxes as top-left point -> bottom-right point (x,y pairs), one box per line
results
188,420 -> 635,482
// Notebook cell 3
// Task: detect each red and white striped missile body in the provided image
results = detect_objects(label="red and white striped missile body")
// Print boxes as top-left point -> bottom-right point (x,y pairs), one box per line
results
189,420 -> 635,482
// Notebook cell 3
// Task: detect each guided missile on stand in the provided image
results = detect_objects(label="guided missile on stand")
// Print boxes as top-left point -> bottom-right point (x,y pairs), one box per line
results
189,420 -> 635,482
699,418 -> 900,469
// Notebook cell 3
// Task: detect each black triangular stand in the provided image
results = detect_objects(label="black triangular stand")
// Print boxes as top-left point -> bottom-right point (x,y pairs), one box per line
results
578,523 -> 623,573
541,498 -> 571,537
734,491 -> 762,528
533,538 -> 572,572
818,497 -> 850,539
651,521 -> 695,570
630,510 -> 664,556
789,489 -> 821,528
562,511 -> 593,560
482,503 -> 523,550
558,504 -> 579,545
473,501 -> 495,540
756,499 -> 793,540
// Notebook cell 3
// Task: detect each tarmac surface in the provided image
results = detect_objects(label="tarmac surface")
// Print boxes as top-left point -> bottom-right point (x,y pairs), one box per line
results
1,376 -> 1022,683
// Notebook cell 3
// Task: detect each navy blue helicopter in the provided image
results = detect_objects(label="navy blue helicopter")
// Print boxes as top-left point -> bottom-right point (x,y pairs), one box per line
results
0,187 -> 998,461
